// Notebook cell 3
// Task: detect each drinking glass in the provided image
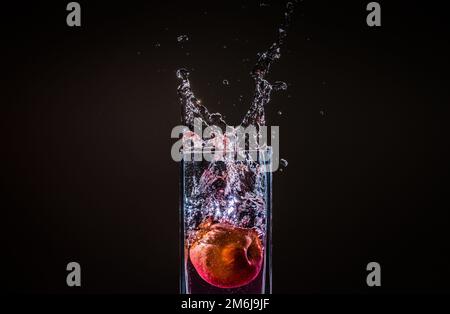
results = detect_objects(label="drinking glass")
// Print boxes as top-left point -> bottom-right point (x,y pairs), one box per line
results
180,148 -> 272,294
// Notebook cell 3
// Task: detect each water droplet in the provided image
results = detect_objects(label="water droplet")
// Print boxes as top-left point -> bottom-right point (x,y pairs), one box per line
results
222,79 -> 230,86
260,1 -> 271,7
320,109 -> 326,116
177,35 -> 189,43
137,51 -> 141,55
176,68 -> 189,80
154,42 -> 161,48
223,45 -> 228,49
280,158 -> 288,168
278,111 -> 282,115
273,81 -> 288,91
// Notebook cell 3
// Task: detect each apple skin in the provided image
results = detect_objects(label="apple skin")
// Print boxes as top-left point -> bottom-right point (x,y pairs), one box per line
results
189,223 -> 263,289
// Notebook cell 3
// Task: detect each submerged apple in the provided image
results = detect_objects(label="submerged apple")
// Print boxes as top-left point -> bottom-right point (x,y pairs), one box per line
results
189,222 -> 263,288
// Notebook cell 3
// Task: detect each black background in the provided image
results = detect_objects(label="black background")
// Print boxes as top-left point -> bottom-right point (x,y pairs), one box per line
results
2,0 -> 450,293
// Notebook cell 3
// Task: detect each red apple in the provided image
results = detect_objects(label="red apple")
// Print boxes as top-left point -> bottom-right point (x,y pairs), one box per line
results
189,222 -> 263,288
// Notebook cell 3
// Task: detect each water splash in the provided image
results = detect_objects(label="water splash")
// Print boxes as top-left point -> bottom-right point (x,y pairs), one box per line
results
178,2 -> 295,242
176,68 -> 227,130
177,2 -> 294,131
241,1 -> 294,127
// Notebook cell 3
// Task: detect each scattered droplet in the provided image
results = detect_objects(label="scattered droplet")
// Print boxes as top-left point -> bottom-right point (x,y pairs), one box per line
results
280,158 -> 288,169
154,42 -> 161,48
260,1 -> 271,7
223,45 -> 227,49
137,51 -> 141,55
320,109 -> 326,116
222,79 -> 230,86
176,68 -> 189,80
177,35 -> 189,43
273,81 -> 288,91
278,110 -> 282,115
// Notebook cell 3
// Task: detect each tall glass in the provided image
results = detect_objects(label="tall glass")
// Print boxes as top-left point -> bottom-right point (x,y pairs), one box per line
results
180,148 -> 272,294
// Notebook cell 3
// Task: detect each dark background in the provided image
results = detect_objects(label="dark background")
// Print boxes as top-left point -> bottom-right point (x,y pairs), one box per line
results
2,0 -> 449,293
